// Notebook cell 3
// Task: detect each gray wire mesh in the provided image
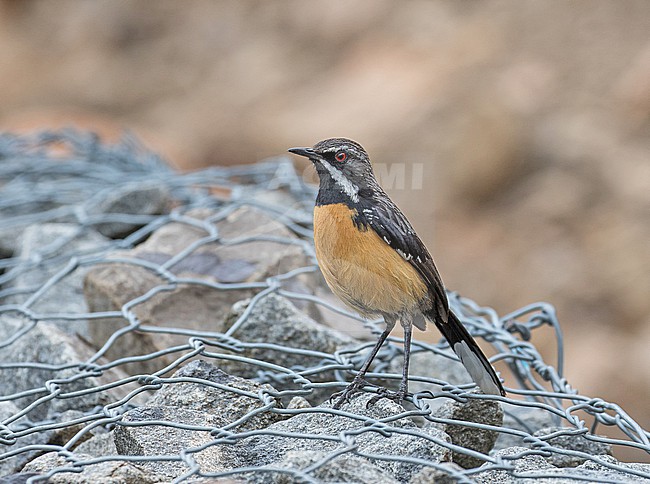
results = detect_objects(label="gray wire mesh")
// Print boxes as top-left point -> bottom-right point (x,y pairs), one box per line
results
0,130 -> 648,483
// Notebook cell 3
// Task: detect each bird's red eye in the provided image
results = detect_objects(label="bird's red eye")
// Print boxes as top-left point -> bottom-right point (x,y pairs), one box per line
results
335,151 -> 347,162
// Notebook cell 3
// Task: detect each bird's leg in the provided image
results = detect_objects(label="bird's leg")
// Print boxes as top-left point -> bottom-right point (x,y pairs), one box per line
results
367,321 -> 412,407
331,320 -> 394,409
397,321 -> 412,398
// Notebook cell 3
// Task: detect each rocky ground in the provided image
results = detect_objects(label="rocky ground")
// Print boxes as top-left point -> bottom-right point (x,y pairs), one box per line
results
0,2 -> 648,437
0,133 -> 648,482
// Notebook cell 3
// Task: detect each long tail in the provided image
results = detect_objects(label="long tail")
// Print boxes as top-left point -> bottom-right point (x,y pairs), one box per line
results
428,310 -> 506,396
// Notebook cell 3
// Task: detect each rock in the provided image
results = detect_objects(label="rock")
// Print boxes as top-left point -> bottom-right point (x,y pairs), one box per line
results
0,196 -> 74,259
566,456 -> 650,482
0,314 -> 127,422
85,181 -> 170,239
388,348 -> 476,409
113,405 -> 236,479
238,393 -> 451,482
7,223 -> 110,340
114,363 -> 285,479
476,452 -> 650,483
246,450 -> 400,484
83,206 -> 318,375
474,446 -> 554,482
74,432 -> 117,457
409,462 -> 466,483
493,404 -> 557,451
131,206 -> 311,283
0,228 -> 21,258
0,405 -> 97,476
532,426 -> 612,468
82,262 -> 176,376
0,473 -> 44,484
147,359 -> 284,431
429,393 -> 504,469
46,410 -> 92,448
219,294 -> 356,390
21,451 -> 165,483
0,401 -> 50,476
287,396 -> 311,410
360,426 -> 453,482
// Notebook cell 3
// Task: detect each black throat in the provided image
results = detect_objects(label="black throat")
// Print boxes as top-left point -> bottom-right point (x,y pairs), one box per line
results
315,181 -> 376,232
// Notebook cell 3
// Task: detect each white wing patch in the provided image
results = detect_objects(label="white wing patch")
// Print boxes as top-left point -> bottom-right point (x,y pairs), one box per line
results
396,248 -> 413,261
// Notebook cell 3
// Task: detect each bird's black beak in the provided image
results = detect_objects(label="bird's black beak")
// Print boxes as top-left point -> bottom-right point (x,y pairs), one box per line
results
288,147 -> 315,158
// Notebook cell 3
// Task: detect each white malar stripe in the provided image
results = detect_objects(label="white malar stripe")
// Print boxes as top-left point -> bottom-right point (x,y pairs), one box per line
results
321,160 -> 359,203
454,340 -> 502,395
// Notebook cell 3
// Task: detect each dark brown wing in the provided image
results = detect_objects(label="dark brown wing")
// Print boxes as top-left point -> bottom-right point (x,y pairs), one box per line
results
355,195 -> 449,320
356,192 -> 505,396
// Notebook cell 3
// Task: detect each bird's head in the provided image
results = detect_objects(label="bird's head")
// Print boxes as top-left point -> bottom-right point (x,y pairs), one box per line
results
288,138 -> 376,204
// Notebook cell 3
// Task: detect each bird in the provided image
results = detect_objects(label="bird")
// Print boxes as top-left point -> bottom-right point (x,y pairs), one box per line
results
288,138 -> 505,409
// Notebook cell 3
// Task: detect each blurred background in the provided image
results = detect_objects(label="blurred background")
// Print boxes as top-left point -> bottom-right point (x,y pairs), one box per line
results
1,0 -> 648,443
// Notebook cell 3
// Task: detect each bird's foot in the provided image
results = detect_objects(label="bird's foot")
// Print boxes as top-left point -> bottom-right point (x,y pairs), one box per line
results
330,377 -> 369,410
366,385 -> 408,408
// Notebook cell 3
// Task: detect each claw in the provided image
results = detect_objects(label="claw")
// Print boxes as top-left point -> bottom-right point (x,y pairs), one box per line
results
330,377 -> 368,409
367,386 -> 408,408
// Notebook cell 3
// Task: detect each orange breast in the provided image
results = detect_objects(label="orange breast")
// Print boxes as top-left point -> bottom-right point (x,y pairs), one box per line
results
313,204 -> 427,317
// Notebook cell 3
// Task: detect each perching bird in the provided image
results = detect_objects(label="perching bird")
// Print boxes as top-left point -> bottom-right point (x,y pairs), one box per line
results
289,138 -> 505,408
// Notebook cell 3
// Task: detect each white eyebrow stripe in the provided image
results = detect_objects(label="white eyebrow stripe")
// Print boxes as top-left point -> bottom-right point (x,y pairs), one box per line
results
320,146 -> 349,153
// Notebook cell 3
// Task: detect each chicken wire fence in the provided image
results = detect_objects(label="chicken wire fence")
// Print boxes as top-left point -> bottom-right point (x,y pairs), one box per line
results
0,130 -> 648,483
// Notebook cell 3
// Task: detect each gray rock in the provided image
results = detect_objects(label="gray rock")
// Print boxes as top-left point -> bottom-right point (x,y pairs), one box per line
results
7,223 -> 110,340
131,206 -> 312,284
0,473 -> 44,484
476,451 -> 650,483
568,455 -> 650,482
0,314 -> 127,422
0,405 -> 96,476
21,451 -> 165,483
82,262 -> 177,376
429,393 -> 504,469
82,206 -> 318,376
473,446 -> 554,483
147,359 -> 284,431
247,450 -> 400,484
114,363 -> 290,478
0,227 -> 23,258
0,202 -> 75,259
0,401 -> 50,476
360,426 -> 453,482
532,426 -> 612,468
85,181 -> 171,239
238,393 -> 451,482
409,462 -> 467,483
46,410 -> 93,448
114,405 -> 236,479
74,432 -> 118,457
388,348 -> 476,410
219,294 -> 356,387
493,404 -> 557,451
287,396 -> 311,410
